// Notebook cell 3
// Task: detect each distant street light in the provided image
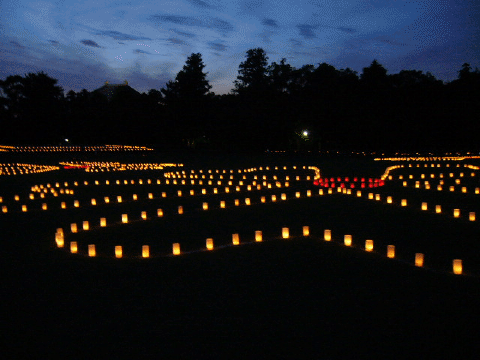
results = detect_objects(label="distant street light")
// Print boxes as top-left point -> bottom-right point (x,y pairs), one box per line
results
302,130 -> 309,137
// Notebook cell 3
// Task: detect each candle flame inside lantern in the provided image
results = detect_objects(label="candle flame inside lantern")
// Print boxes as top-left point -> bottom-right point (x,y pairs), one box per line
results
203,202 -> 208,210
415,253 -> 424,267
255,230 -> 262,242
454,209 -> 460,218
296,192 -> 300,198
281,193 -> 286,200
100,218 -> 107,227
324,229 -> 331,241
122,214 -> 128,223
133,194 -> 138,201
115,246 -> 122,258
117,196 -> 122,203
206,238 -> 214,250
141,211 -> 147,220
401,199 -> 407,206
70,241 -> 77,253
88,244 -> 96,257
344,235 -> 352,246
453,259 -> 462,275
142,245 -> 150,258
368,193 -> 374,199
387,196 -> 392,204
157,209 -> 163,217
282,227 -> 289,239
42,203 -> 47,210
232,233 -> 240,245
172,243 -> 180,255
178,206 -> 183,214
83,221 -> 89,231
469,212 -> 476,221
365,240 -> 374,252
271,195 -> 276,202
220,201 -> 226,208
55,232 -> 64,248
91,198 -> 96,205
375,194 -> 381,201
387,245 -> 395,258
234,199 -> 239,206
261,196 -> 266,203
436,205 -> 442,213
71,223 -> 77,233
421,202 -> 428,210
357,191 -> 362,197
303,226 -> 310,236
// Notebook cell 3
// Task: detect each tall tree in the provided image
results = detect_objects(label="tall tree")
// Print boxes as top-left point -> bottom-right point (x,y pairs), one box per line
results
233,48 -> 270,97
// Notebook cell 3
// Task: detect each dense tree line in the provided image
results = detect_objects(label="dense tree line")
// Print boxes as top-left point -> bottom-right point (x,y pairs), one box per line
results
0,49 -> 479,152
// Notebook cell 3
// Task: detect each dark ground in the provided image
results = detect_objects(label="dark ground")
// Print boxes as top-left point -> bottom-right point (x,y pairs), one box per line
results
1,152 -> 480,359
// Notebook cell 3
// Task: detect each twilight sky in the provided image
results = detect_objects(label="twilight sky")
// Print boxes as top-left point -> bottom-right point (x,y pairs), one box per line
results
1,0 -> 478,95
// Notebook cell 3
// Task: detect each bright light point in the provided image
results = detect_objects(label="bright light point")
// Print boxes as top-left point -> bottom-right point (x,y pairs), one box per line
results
303,131 -> 308,136
65,139 -> 69,142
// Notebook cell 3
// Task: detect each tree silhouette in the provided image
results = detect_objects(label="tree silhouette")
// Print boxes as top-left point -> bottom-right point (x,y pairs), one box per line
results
233,48 -> 270,98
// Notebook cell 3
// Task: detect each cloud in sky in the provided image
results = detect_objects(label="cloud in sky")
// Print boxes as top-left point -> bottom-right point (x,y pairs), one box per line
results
0,0 -> 478,95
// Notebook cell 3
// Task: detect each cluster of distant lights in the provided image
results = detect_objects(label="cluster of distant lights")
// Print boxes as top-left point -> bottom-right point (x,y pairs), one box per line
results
59,162 -> 182,172
0,145 -> 153,152
0,164 -> 60,176
375,156 -> 480,161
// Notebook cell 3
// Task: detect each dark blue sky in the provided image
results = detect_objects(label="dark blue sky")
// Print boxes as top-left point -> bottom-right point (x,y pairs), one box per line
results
1,0 -> 478,95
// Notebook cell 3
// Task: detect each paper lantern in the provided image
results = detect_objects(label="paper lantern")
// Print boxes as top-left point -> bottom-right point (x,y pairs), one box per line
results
214,188 -> 218,194
368,193 -> 374,199
420,202 -> 427,211
104,197 -> 110,203
303,226 -> 310,236
122,214 -> 128,223
255,231 -> 263,242
2,206 -> 7,213
271,195 -> 277,202
453,259 -> 462,275
88,244 -> 96,257
203,202 -> 209,210
469,212 -> 475,221
344,235 -> 352,246
14,195 -> 19,201
29,193 -> 34,200
476,188 -> 479,194
449,186 -> 455,192
42,203 -> 47,210
232,233 -> 240,245
437,185 -> 442,191
245,198 -> 251,205
319,189 -> 324,195
425,184 -> 431,190
141,211 -> 147,220
453,209 -> 460,218
328,189 -> 333,194
455,179 -> 461,184
178,206 -> 183,214
177,190 -> 182,197
403,181 -> 407,187
261,196 -> 266,203
357,191 -> 362,197
415,253 -> 424,267
115,245 -> 123,258
401,199 -> 407,206
142,245 -> 150,258
375,194 -> 381,201
206,238 -> 214,250
296,192 -> 300,198
281,193 -> 286,200
324,229 -> 331,241
73,200 -> 79,208
70,241 -> 77,253
172,243 -> 180,255
157,209 -> 163,217
83,221 -> 89,231
387,245 -> 395,258
387,196 -> 392,204
462,187 -> 467,193
436,205 -> 442,213
55,232 -> 64,248
100,217 -> 107,227
117,196 -> 122,203
71,223 -> 77,233
365,240 -> 373,252
282,227 -> 289,239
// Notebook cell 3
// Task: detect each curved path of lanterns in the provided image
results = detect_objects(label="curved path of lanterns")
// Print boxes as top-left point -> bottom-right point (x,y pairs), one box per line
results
1,160 -> 479,277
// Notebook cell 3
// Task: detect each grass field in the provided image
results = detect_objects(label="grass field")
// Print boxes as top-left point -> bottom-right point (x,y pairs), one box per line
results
2,152 -> 480,358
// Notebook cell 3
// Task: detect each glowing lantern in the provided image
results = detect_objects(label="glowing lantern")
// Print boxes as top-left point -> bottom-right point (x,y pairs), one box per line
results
70,242 -> 77,253
365,240 -> 373,252
2,206 -> 7,213
319,189 -> 324,195
344,235 -> 352,246
401,199 -> 407,206
29,194 -> 34,200
42,203 -> 47,210
83,221 -> 89,231
403,181 -> 407,187
387,245 -> 395,258
245,198 -> 251,205
282,227 -> 289,239
206,238 -> 214,250
415,253 -> 424,267
357,191 -> 362,197
203,202 -> 208,210
453,259 -> 462,275
425,184 -> 431,190
70,223 -> 77,233
100,218 -> 107,227
190,190 -> 194,196
232,233 -> 240,245
14,195 -> 19,201
214,188 -> 218,194
142,245 -> 150,258
476,188 -> 479,194
324,229 -> 331,241
261,196 -> 266,203
449,186 -> 455,192
177,190 -> 182,197
296,192 -> 300,198
141,211 -> 147,220
455,179 -> 461,184
122,214 -> 128,223
117,196 -> 122,203
469,212 -> 476,221
115,246 -> 123,258
255,231 -> 263,242
55,232 -> 64,248
375,194 -> 381,201
462,187 -> 467,193
303,226 -> 310,236
88,244 -> 96,257
281,193 -> 286,200
91,198 -> 97,206
220,201 -> 226,208
437,185 -> 442,191
454,209 -> 460,218
178,206 -> 183,214
368,193 -> 374,199
436,205 -> 442,213
271,195 -> 277,202
133,194 -> 138,201
328,189 -> 333,194
387,196 -> 392,204
74,200 -> 79,207
157,209 -> 163,217
172,243 -> 180,255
